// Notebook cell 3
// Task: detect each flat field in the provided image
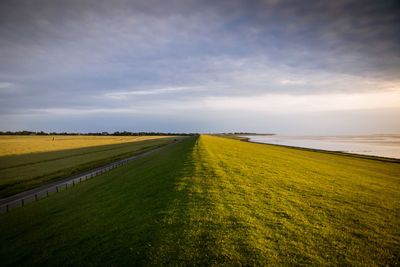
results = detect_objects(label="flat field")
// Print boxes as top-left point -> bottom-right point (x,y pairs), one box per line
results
0,135 -> 171,157
0,135 -> 399,265
0,135 -> 181,197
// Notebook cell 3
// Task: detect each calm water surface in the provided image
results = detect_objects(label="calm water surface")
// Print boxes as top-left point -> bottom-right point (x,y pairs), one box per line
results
242,135 -> 400,159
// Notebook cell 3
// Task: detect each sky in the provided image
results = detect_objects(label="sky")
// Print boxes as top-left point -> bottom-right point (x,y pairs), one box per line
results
0,0 -> 399,134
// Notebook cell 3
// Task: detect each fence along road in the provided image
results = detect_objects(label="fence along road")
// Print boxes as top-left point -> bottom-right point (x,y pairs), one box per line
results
0,140 -> 181,212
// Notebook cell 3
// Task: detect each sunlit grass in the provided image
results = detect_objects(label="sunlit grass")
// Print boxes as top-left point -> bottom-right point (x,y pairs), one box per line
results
0,136 -> 182,197
0,135 -> 170,156
157,135 -> 400,265
0,135 -> 399,265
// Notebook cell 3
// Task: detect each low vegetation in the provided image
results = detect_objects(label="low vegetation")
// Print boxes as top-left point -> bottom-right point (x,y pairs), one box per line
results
0,135 -> 173,156
0,135 -> 183,197
0,135 -> 399,265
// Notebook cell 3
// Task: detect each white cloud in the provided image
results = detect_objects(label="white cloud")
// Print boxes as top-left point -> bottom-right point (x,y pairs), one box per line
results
203,90 -> 400,113
103,86 -> 203,99
0,82 -> 14,89
278,79 -> 307,85
24,89 -> 400,117
26,107 -> 146,115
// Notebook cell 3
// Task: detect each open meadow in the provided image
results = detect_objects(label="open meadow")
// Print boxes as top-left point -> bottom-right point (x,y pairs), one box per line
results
0,135 -> 182,197
0,135 -> 399,265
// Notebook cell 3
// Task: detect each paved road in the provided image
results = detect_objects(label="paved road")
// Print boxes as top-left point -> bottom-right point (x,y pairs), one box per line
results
0,140 -> 181,212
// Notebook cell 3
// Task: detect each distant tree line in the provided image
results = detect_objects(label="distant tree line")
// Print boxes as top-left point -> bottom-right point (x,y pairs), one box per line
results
0,131 -> 197,136
216,132 -> 275,135
232,132 -> 257,135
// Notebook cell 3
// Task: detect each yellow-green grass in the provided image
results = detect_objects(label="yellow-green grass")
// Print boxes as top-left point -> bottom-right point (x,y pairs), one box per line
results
0,135 -> 183,197
0,135 -> 399,265
0,135 -> 169,156
212,134 -> 249,141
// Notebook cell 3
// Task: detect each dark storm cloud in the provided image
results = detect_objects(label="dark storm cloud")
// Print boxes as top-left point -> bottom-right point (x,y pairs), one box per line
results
260,0 -> 400,77
1,0 -> 398,74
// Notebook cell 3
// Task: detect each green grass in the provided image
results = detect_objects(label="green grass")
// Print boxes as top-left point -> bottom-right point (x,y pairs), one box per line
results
0,135 -> 172,157
212,133 -> 249,141
1,135 -> 399,265
0,136 -> 183,197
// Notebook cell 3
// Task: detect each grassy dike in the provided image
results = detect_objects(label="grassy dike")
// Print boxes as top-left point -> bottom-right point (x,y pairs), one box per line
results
1,135 -> 399,265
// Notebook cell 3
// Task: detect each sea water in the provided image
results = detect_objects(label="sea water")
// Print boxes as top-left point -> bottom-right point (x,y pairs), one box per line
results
242,135 -> 400,159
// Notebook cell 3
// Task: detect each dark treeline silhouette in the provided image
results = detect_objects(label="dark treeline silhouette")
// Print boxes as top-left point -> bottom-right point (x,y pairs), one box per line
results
0,131 -> 197,136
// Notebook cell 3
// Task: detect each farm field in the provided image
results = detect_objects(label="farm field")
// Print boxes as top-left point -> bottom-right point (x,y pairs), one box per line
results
0,135 -> 183,198
0,135 -> 172,157
1,135 -> 399,265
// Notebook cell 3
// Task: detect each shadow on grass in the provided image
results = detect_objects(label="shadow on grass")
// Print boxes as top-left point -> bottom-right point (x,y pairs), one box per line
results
0,137 -> 198,266
0,137 -> 178,198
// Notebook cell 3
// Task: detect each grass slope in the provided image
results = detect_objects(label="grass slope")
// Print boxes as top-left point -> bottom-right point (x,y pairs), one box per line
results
1,135 -> 399,265
0,136 -> 181,197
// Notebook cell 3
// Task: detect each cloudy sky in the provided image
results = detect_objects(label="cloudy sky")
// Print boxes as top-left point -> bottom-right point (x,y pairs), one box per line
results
0,0 -> 399,134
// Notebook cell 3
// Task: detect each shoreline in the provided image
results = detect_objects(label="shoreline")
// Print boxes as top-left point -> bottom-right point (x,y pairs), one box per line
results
241,138 -> 400,163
